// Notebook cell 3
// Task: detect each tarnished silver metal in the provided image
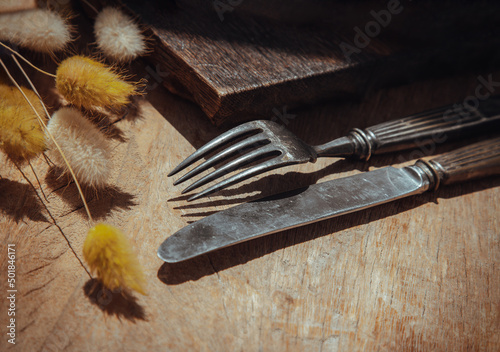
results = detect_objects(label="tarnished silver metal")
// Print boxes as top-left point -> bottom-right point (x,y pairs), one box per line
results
159,166 -> 431,262
169,97 -> 500,201
169,120 -> 334,201
159,138 -> 500,263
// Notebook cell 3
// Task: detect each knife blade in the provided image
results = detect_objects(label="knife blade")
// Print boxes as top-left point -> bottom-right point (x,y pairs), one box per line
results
158,137 -> 500,263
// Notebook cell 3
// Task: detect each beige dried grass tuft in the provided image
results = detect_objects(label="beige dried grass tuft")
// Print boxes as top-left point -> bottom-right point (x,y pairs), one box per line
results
94,7 -> 147,62
0,8 -> 72,53
46,107 -> 111,188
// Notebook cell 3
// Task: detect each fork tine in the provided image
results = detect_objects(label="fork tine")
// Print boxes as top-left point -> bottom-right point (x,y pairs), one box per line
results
168,122 -> 261,177
187,158 -> 286,201
181,145 -> 279,194
173,135 -> 270,185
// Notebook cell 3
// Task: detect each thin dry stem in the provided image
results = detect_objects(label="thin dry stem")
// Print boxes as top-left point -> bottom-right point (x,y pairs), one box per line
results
11,56 -> 53,127
0,56 -> 93,222
0,42 -> 57,78
79,0 -> 99,15
12,160 -> 92,279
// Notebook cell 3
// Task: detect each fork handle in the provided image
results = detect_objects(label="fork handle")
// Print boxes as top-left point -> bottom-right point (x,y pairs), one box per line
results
414,137 -> 500,190
319,96 -> 500,160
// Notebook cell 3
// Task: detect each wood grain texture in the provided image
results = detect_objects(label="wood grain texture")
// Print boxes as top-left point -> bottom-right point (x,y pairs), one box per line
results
0,0 -> 37,13
1,64 -> 499,351
120,0 -> 500,125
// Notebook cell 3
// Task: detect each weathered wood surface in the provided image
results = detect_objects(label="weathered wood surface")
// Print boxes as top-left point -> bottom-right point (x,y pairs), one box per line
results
121,0 -> 500,125
0,0 -> 37,13
1,65 -> 500,351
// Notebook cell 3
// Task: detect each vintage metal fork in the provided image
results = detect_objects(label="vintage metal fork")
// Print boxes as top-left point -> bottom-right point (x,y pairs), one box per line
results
169,97 -> 500,201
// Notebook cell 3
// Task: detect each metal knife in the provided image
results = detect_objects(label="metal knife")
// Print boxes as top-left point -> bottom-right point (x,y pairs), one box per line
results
158,137 -> 500,263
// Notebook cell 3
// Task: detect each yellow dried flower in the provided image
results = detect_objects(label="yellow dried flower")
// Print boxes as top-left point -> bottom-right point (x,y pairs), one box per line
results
83,223 -> 146,295
0,84 -> 46,161
55,55 -> 139,110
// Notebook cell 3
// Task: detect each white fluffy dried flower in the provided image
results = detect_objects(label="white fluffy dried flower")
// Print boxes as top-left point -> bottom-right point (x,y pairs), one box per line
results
46,107 -> 111,188
0,9 -> 72,53
94,7 -> 146,62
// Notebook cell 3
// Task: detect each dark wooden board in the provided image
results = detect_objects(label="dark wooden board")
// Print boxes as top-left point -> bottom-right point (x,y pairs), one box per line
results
117,0 -> 500,125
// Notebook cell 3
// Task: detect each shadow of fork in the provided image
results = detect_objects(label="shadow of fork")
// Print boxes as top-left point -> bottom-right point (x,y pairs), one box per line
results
169,158 -> 366,212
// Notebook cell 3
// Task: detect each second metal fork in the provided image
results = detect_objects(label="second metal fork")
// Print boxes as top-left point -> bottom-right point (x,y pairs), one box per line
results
169,97 -> 500,201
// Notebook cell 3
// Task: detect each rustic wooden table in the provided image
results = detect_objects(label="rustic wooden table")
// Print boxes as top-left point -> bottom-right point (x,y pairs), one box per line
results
1,65 -> 499,351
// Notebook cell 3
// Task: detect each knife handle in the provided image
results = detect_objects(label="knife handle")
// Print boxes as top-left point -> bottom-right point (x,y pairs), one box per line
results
348,96 -> 500,160
415,137 -> 500,190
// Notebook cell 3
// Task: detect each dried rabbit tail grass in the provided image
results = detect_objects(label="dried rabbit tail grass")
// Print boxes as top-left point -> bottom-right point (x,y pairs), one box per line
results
0,9 -> 72,54
83,223 -> 146,295
46,107 -> 111,188
55,55 -> 140,110
0,84 -> 46,162
94,7 -> 147,62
